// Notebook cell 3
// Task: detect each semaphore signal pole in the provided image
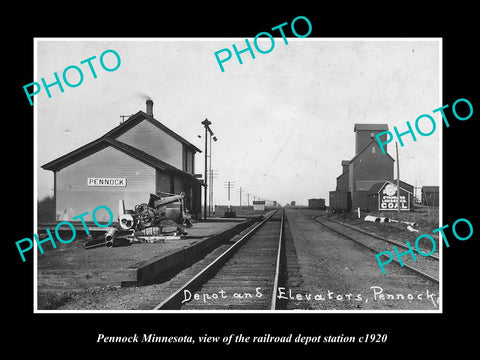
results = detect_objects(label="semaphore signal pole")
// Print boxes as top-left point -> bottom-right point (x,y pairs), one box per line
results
201,118 -> 217,220
201,119 -> 210,220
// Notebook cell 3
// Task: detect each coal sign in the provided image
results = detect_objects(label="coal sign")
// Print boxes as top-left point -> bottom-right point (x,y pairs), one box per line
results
378,181 -> 410,211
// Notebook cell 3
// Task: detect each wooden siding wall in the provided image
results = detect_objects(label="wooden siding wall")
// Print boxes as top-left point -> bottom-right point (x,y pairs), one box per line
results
351,146 -> 394,184
116,119 -> 183,170
56,146 -> 155,221
186,149 -> 194,174
156,170 -> 172,194
173,176 -> 186,194
182,145 -> 195,174
336,171 -> 349,191
355,131 -> 390,155
350,144 -> 394,210
191,184 -> 201,217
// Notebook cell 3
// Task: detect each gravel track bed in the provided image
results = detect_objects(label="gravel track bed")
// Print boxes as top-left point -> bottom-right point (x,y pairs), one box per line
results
284,208 -> 440,311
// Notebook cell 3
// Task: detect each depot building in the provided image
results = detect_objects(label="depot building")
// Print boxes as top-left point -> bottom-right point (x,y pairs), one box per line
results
42,100 -> 203,222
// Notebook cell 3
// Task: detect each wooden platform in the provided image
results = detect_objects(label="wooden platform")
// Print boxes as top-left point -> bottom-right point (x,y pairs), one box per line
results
37,219 -> 256,292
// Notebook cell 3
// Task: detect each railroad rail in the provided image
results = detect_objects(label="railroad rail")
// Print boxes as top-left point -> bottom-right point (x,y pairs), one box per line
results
154,209 -> 285,310
325,217 -> 439,260
310,215 -> 439,284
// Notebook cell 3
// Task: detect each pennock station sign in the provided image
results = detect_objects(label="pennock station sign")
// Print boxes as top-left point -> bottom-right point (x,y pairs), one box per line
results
87,177 -> 127,187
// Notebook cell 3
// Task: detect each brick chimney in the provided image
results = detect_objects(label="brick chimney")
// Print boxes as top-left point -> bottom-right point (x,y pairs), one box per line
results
146,100 -> 153,116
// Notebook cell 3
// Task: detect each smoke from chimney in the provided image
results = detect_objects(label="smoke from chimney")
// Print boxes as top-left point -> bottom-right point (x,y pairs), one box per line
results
146,100 -> 153,117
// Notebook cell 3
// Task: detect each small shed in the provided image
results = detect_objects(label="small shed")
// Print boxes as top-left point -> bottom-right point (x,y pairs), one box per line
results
308,198 -> 326,210
329,191 -> 351,212
422,186 -> 439,206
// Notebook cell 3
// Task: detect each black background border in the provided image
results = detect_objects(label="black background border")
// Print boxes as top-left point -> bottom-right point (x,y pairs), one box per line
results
7,5 -> 478,354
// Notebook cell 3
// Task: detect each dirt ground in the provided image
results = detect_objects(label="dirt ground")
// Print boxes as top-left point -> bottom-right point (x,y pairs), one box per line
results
38,222 -> 259,311
37,206 -> 440,311
284,207 -> 440,311
36,220 -> 246,310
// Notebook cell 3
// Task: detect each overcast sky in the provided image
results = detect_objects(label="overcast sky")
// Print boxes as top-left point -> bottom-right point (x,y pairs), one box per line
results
35,38 -> 441,206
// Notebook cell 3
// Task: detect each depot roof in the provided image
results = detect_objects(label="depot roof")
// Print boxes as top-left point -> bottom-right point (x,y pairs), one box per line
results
354,123 -> 389,131
41,111 -> 202,184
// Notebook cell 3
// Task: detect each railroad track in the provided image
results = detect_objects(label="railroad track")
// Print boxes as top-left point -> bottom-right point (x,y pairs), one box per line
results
154,209 -> 286,310
309,215 -> 439,284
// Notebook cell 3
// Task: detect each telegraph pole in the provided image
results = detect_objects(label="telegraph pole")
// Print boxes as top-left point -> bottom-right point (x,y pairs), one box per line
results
119,114 -> 133,124
224,181 -> 235,210
209,169 -> 219,216
238,187 -> 243,207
